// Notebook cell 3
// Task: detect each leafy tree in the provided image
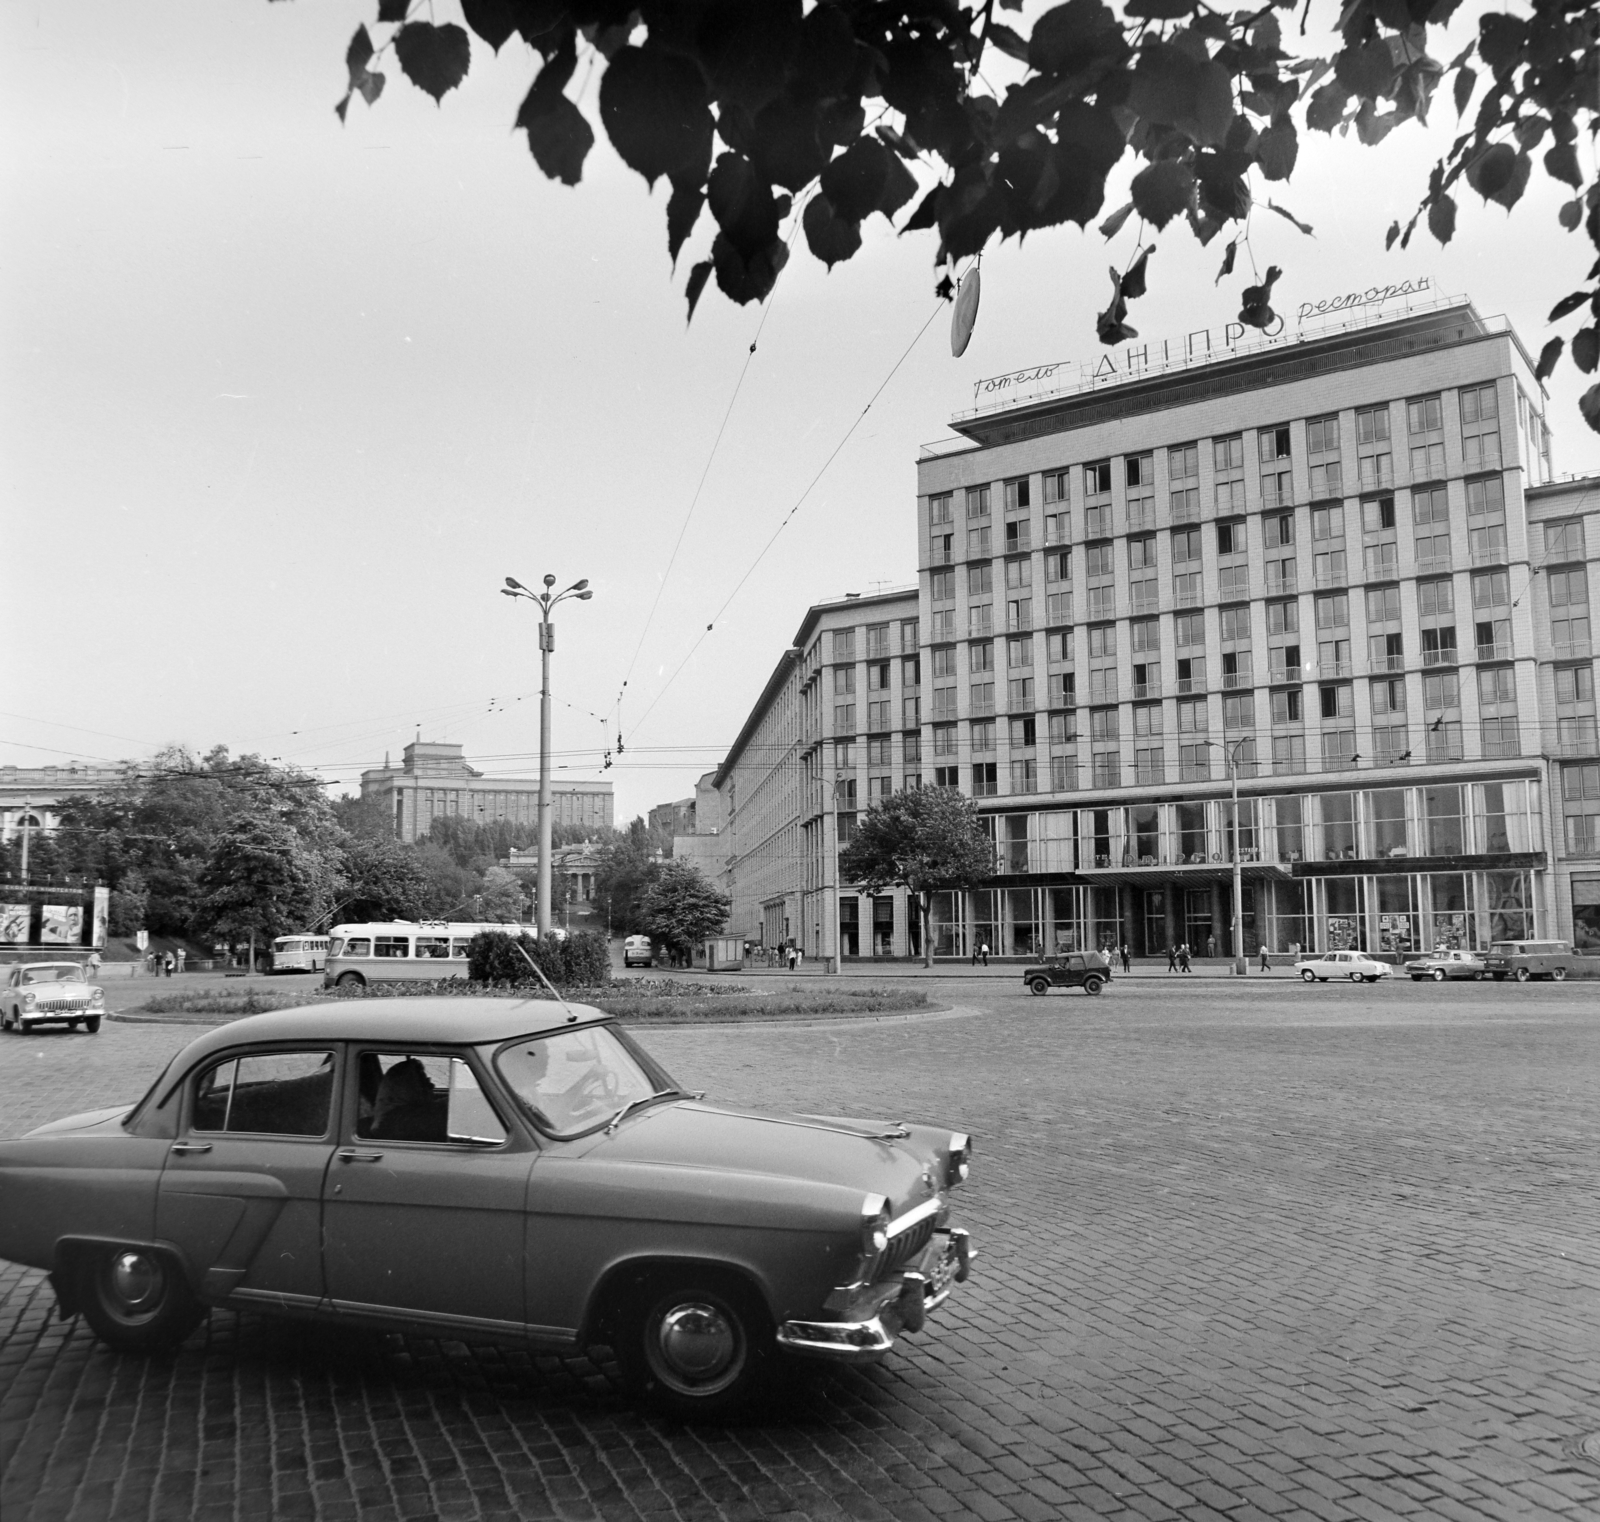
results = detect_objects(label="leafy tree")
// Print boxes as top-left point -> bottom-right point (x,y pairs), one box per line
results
467,927 -> 612,984
639,859 -> 731,964
840,786 -> 993,967
195,818 -> 324,969
317,1 -> 1598,428
593,818 -> 663,934
330,834 -> 432,924
479,864 -> 527,920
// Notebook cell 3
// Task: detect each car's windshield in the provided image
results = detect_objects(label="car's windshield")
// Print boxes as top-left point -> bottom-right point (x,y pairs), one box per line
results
493,1024 -> 677,1138
21,965 -> 83,985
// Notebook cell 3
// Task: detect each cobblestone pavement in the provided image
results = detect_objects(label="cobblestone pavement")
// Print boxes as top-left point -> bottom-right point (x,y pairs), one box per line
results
2,980 -> 1597,1522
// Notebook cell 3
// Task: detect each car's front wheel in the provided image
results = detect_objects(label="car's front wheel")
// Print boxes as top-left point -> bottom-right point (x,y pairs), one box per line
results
1349,972 -> 1362,982
84,1015 -> 102,1033
1432,968 -> 1447,982
617,1273 -> 771,1419
1301,970 -> 1316,982
335,972 -> 365,989
1028,976 -> 1050,996
77,1246 -> 204,1354
1515,967 -> 1531,983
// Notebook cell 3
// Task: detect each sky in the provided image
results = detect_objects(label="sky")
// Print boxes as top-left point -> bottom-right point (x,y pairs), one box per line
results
3,0 -> 1592,823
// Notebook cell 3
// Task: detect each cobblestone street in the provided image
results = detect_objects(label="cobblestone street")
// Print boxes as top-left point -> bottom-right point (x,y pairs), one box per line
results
2,980 -> 1597,1522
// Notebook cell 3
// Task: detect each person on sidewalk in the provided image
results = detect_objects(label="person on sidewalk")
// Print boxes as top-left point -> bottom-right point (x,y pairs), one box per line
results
978,940 -> 989,967
795,946 -> 804,971
1259,944 -> 1271,973
1119,943 -> 1131,975
786,944 -> 798,972
86,950 -> 102,980
1166,944 -> 1178,973
1178,943 -> 1192,973
163,951 -> 175,977
1205,933 -> 1217,959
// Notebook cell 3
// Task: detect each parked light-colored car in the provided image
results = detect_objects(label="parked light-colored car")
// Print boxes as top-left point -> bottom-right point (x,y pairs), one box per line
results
1407,949 -> 1487,982
622,935 -> 654,969
2,963 -> 105,1033
0,999 -> 974,1418
1294,950 -> 1393,984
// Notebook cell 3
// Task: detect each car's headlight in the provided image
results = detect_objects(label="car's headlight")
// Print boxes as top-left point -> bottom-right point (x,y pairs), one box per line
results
860,1193 -> 890,1259
89,988 -> 105,1005
946,1132 -> 972,1188
21,993 -> 36,1008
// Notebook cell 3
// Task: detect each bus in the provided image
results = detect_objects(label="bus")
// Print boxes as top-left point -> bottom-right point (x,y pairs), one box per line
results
270,935 -> 330,973
322,922 -> 534,989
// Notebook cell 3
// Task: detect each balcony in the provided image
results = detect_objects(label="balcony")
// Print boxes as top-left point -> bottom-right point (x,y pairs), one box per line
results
1415,553 -> 1452,575
1470,541 -> 1509,567
1173,583 -> 1204,608
1314,568 -> 1349,590
1319,661 -> 1352,679
928,545 -> 953,566
1553,638 -> 1594,661
1421,645 -> 1458,668
1175,676 -> 1206,695
1222,671 -> 1252,690
1130,582 -> 1160,613
1170,502 -> 1201,526
1476,642 -> 1512,662
1374,654 -> 1406,673
1132,681 -> 1161,701
1266,571 -> 1298,597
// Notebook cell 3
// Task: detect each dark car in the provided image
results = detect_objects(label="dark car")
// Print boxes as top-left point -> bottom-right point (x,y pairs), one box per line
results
0,998 -> 974,1418
1022,952 -> 1112,997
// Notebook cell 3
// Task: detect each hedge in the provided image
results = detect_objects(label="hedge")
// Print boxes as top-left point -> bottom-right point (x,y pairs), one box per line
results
466,929 -> 611,987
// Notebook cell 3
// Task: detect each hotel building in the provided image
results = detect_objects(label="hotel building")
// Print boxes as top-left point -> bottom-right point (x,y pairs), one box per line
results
715,296 -> 1599,961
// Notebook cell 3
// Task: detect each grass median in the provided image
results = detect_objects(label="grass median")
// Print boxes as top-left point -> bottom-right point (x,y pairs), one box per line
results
127,981 -> 932,1024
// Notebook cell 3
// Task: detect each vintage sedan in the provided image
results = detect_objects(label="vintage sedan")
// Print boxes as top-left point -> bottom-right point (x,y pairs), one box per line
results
2,962 -> 105,1033
0,999 -> 974,1416
1294,950 -> 1394,983
1407,949 -> 1487,982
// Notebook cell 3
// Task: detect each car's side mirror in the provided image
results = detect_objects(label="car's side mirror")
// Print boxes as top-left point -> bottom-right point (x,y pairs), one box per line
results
446,1059 -> 507,1146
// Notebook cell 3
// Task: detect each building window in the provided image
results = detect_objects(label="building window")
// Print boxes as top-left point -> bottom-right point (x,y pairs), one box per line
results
1563,763 -> 1600,853
1272,733 -> 1307,774
1466,475 -> 1507,564
1008,676 -> 1035,709
972,763 -> 998,797
1271,688 -> 1302,724
1004,476 -> 1030,512
832,629 -> 855,662
834,703 -> 856,733
1044,510 -> 1069,544
933,724 -> 958,756
1460,383 -> 1500,471
1545,520 -> 1585,562
970,681 -> 995,717
1042,469 -> 1070,504
1010,759 -> 1038,794
1549,568 -> 1592,657
1004,518 -> 1031,552
1085,461 -> 1112,497
867,700 -> 891,731
1321,729 -> 1357,769
933,765 -> 959,788
966,485 -> 991,519
971,719 -> 996,752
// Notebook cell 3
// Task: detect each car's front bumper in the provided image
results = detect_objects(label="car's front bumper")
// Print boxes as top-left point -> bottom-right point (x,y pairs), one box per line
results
776,1226 -> 974,1362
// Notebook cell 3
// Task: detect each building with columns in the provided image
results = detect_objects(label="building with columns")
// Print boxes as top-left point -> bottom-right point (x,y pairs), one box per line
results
360,741 -> 612,843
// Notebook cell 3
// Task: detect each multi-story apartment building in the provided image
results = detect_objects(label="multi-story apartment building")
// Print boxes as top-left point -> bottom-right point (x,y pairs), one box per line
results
718,588 -> 920,961
913,296 -> 1600,960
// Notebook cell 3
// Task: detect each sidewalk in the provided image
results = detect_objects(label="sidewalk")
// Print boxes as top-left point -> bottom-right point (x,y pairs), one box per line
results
683,958 -> 1277,980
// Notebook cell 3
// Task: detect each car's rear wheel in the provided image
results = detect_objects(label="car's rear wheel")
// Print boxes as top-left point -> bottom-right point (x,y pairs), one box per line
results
1515,967 -> 1531,983
1432,968 -> 1447,982
1028,977 -> 1050,996
336,972 -> 365,989
1553,967 -> 1567,982
1082,975 -> 1104,996
616,1272 -> 771,1419
77,1247 -> 204,1354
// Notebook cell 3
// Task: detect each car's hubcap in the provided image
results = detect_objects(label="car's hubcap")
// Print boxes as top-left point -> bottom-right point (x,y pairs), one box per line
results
654,1302 -> 738,1385
110,1251 -> 163,1311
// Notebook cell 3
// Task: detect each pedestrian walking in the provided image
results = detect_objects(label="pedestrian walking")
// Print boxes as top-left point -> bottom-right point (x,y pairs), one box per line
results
786,944 -> 798,972
795,947 -> 804,971
1178,943 -> 1192,973
1119,942 -> 1131,975
1166,944 -> 1178,973
86,950 -> 102,980
978,940 -> 989,968
163,951 -> 175,978
1259,944 -> 1271,973
176,948 -> 187,974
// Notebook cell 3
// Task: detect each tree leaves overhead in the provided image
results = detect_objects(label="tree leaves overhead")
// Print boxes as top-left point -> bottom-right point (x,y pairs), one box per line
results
325,0 -> 1599,432
393,21 -> 471,103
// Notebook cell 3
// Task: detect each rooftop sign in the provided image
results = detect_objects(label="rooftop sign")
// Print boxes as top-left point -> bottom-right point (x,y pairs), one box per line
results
963,277 -> 1443,420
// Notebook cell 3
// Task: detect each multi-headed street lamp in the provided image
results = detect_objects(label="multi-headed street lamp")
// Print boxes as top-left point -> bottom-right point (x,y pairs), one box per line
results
502,574 -> 593,940
1200,737 -> 1254,976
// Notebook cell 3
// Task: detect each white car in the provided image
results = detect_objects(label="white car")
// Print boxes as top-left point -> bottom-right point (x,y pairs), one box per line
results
1,962 -> 106,1032
622,934 -> 654,968
1294,950 -> 1394,984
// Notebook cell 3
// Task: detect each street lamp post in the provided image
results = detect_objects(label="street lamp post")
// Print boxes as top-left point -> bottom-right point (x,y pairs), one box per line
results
1202,738 -> 1253,976
503,573 -> 593,941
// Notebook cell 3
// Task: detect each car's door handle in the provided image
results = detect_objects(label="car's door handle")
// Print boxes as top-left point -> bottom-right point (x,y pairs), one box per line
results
336,1148 -> 383,1163
170,1142 -> 212,1156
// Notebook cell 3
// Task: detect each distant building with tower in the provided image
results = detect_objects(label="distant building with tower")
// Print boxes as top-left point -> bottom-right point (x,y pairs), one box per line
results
360,741 -> 612,844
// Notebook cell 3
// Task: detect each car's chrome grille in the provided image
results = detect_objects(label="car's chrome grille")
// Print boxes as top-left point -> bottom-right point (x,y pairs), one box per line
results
883,1215 -> 936,1275
35,998 -> 90,1012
